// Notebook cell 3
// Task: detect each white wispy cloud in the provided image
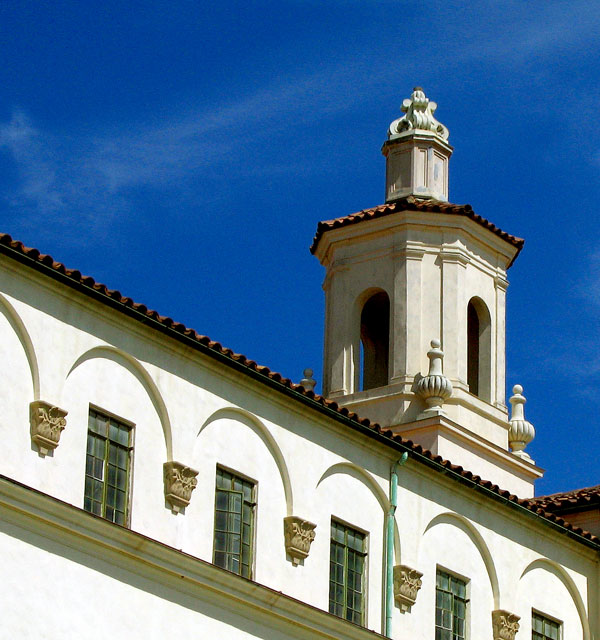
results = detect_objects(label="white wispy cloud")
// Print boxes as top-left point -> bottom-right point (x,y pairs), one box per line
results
0,111 -> 65,212
0,62 -> 374,237
438,0 -> 600,65
1,0 -> 598,238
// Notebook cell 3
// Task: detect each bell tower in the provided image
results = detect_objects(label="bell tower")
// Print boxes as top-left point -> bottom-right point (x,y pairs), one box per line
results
311,88 -> 543,497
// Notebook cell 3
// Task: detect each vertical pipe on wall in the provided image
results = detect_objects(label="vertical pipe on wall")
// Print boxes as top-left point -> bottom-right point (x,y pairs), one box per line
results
385,452 -> 408,638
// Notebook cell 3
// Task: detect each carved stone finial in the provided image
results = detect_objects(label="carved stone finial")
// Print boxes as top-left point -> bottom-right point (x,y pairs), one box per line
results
415,339 -> 453,418
393,565 -> 423,612
508,384 -> 535,463
388,87 -> 449,141
30,400 -> 68,456
163,461 -> 199,514
300,368 -> 316,392
284,516 -> 316,565
492,609 -> 521,640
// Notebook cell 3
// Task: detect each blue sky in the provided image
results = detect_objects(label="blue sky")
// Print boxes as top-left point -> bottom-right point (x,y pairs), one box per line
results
1,1 -> 599,495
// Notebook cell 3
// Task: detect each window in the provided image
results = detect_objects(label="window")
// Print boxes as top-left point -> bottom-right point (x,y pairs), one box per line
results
435,570 -> 468,640
532,612 -> 561,640
329,520 -> 367,625
360,291 -> 390,390
213,467 -> 256,578
84,409 -> 133,525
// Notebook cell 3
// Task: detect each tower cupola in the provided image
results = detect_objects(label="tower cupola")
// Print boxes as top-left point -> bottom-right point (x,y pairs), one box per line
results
382,87 -> 453,203
311,88 -> 543,496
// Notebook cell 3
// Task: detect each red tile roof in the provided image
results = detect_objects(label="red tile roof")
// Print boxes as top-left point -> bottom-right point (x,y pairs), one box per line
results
531,485 -> 600,512
0,231 -> 596,548
310,196 -> 524,266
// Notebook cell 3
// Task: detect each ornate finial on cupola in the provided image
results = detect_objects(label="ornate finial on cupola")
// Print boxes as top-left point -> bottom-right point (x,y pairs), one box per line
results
389,87 -> 449,140
415,339 -> 453,418
508,385 -> 535,462
382,87 -> 453,203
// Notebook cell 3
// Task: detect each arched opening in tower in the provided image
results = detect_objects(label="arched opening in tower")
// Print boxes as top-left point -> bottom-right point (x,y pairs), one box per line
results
467,297 -> 492,401
360,292 -> 390,391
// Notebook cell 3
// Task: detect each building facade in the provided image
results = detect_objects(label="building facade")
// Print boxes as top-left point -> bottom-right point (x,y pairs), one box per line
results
0,89 -> 598,639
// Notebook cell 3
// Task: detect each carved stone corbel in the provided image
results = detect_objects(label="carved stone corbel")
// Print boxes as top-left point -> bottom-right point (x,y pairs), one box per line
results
163,461 -> 199,514
30,400 -> 68,456
393,564 -> 423,612
284,516 -> 316,565
492,609 -> 520,640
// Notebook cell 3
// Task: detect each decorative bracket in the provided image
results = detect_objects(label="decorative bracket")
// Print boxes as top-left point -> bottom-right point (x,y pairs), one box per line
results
393,564 -> 423,612
30,400 -> 68,456
284,516 -> 316,565
492,609 -> 520,640
163,461 -> 199,514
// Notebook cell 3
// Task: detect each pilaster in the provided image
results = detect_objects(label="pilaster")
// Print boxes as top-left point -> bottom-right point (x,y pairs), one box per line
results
392,247 -> 424,384
440,249 -> 469,383
323,265 -> 352,397
494,276 -> 509,409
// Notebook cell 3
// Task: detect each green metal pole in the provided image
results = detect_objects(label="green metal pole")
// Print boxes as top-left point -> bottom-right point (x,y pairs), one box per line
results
385,452 -> 408,638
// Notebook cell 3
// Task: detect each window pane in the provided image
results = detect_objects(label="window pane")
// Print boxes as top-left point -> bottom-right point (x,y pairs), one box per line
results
216,469 -> 230,489
228,512 -> 241,534
215,510 -> 227,531
215,490 -> 228,510
117,425 -> 130,446
229,492 -> 242,513
117,448 -> 128,469
93,479 -> 103,501
109,422 -> 119,442
117,468 -> 127,490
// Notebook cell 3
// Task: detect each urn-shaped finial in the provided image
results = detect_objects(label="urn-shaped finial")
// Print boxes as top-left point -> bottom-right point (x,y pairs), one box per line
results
415,339 -> 453,418
300,368 -> 316,392
508,384 -> 535,462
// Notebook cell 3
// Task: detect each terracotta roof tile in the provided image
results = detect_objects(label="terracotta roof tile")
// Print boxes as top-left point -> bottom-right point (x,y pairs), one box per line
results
531,484 -> 600,512
310,196 -> 524,266
0,231 -> 597,548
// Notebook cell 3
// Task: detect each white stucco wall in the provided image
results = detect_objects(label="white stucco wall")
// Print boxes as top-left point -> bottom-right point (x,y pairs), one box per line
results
0,254 -> 597,640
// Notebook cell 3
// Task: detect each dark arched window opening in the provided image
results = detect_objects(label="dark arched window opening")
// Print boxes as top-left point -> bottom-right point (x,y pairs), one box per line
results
467,298 -> 491,401
360,292 -> 390,390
